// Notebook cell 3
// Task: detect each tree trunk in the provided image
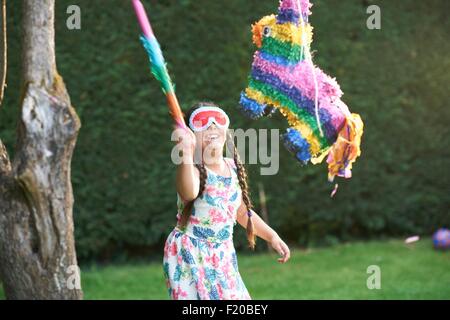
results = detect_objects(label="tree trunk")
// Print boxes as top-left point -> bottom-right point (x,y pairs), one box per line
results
0,0 -> 82,299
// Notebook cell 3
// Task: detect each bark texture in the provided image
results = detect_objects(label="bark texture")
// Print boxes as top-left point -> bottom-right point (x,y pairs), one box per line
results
0,0 -> 82,299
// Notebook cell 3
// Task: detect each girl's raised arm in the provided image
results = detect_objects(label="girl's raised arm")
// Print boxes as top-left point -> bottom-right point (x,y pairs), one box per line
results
173,127 -> 200,202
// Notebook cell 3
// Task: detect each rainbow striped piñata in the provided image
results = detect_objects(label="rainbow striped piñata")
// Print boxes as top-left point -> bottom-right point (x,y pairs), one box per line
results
239,0 -> 364,182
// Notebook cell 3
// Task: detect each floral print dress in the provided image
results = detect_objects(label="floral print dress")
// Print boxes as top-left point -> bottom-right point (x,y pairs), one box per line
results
163,157 -> 251,300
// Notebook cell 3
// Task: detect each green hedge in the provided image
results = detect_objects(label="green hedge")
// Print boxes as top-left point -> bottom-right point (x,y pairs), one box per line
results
1,0 -> 448,262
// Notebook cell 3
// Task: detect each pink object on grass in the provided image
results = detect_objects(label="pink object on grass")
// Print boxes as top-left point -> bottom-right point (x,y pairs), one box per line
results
405,236 -> 420,244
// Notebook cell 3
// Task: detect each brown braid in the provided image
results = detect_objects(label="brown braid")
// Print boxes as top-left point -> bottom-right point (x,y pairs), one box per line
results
226,131 -> 257,250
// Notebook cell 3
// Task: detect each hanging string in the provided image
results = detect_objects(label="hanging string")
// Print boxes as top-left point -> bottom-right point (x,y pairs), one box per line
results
297,0 -> 323,137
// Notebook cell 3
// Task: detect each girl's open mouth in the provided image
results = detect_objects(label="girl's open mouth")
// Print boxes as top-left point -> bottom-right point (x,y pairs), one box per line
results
205,134 -> 220,142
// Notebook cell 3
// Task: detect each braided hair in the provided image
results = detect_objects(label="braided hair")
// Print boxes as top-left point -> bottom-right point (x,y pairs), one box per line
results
177,102 -> 257,249
225,130 -> 256,249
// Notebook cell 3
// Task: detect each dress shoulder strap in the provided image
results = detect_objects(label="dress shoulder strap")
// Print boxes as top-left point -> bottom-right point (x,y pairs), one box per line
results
225,157 -> 237,172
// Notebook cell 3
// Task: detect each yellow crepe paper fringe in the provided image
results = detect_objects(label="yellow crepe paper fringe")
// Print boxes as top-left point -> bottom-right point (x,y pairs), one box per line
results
327,113 -> 364,182
252,14 -> 313,48
245,87 -> 322,156
272,22 -> 313,46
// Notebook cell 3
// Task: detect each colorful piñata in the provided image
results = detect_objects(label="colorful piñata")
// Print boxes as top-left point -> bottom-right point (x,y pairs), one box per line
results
239,0 -> 364,182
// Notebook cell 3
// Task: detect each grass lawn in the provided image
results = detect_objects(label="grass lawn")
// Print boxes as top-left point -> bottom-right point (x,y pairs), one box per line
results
0,239 -> 448,299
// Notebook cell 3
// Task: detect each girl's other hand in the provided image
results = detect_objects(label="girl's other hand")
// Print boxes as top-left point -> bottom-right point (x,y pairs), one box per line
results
270,233 -> 291,263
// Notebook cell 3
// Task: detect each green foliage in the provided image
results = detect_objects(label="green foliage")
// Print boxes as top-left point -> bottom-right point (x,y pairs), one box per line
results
0,0 -> 448,262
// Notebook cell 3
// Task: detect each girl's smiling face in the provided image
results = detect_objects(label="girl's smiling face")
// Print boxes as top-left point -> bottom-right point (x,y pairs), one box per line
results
195,122 -> 227,153
186,103 -> 230,161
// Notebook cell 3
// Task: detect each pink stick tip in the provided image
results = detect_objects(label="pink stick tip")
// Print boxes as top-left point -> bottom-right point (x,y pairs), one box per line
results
131,0 -> 154,38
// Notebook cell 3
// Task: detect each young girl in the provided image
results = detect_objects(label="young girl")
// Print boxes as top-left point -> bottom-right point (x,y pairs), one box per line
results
163,102 -> 290,300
